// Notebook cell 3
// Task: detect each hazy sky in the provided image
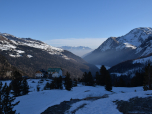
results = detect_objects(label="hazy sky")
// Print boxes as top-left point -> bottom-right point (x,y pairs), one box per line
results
0,0 -> 152,49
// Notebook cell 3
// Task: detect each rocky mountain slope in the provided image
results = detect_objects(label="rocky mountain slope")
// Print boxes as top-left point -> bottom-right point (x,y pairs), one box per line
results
60,46 -> 93,57
0,53 -> 25,79
83,27 -> 152,67
0,33 -> 98,78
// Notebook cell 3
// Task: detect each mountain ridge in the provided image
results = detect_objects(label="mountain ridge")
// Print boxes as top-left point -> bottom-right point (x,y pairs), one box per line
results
0,33 -> 98,78
84,27 -> 152,67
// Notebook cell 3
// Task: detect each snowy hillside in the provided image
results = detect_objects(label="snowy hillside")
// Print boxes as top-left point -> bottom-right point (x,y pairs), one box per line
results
0,33 -> 72,60
99,27 -> 152,53
2,79 -> 152,114
0,33 -> 98,78
84,27 -> 152,67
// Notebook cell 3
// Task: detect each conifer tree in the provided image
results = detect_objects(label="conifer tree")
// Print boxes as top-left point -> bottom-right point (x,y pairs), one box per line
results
11,71 -> 23,96
119,77 -> 126,87
50,77 -> 63,89
57,76 -> 63,89
82,72 -> 94,86
1,83 -> 19,114
50,80 -> 55,89
0,82 -> 2,113
44,82 -> 50,90
64,72 -> 72,91
100,65 -> 107,85
95,71 -> 100,85
37,85 -> 40,92
22,79 -> 29,95
143,64 -> 152,90
87,72 -> 94,86
73,78 -> 77,87
105,73 -> 112,91
82,72 -> 87,85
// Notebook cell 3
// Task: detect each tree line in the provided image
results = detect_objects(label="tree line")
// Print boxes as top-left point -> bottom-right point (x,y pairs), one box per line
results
0,70 -> 29,114
80,65 -> 112,91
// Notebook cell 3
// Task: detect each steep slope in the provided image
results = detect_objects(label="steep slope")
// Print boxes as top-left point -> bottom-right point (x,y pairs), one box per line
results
0,53 -> 25,79
0,34 -> 98,78
84,27 -> 152,67
108,53 -> 152,76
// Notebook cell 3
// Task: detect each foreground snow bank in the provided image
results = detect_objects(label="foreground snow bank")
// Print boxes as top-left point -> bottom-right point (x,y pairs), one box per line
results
1,79 -> 151,114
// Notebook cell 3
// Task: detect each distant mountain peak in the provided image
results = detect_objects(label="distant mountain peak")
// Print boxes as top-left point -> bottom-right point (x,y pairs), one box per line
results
129,27 -> 152,34
60,46 -> 92,50
60,46 -> 93,57
84,27 -> 152,67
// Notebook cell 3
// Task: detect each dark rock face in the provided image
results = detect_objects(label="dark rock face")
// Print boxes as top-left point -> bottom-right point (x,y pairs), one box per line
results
41,99 -> 81,114
114,96 -> 152,114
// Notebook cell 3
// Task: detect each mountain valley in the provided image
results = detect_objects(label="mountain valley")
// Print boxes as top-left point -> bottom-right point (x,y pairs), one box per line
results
0,33 -> 98,78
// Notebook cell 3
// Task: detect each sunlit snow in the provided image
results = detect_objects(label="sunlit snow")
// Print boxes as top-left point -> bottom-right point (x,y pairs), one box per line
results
1,79 -> 152,114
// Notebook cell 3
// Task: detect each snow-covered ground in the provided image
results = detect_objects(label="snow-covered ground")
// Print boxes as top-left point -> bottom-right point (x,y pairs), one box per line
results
1,79 -> 152,114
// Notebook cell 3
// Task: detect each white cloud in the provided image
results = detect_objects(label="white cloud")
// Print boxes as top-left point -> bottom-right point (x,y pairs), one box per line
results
44,38 -> 107,49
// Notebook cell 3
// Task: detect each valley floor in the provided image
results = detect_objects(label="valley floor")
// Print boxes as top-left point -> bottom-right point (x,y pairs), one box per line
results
2,79 -> 152,114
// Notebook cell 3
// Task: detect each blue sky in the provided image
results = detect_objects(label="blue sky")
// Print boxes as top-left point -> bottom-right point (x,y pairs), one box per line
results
0,0 -> 152,49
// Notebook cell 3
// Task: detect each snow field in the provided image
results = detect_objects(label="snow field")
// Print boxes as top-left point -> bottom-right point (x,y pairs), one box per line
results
1,79 -> 152,114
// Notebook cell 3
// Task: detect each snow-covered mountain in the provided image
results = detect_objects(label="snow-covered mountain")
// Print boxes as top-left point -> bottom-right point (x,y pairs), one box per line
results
0,33 -> 70,59
60,46 -> 93,57
0,33 -> 98,78
84,27 -> 152,67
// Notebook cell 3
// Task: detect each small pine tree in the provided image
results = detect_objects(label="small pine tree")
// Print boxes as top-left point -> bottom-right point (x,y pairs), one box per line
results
143,64 -> 152,90
143,84 -> 148,91
82,72 -> 88,85
72,78 -> 77,87
1,83 -> 20,114
44,82 -> 50,90
64,72 -> 72,91
37,85 -> 40,92
87,72 -> 94,86
119,77 -> 126,87
50,81 -> 55,89
82,72 -> 94,86
58,76 -> 63,89
0,82 -> 3,113
100,65 -> 107,85
50,77 -> 63,89
95,71 -> 100,85
105,73 -> 112,91
11,71 -> 23,97
22,79 -> 29,95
